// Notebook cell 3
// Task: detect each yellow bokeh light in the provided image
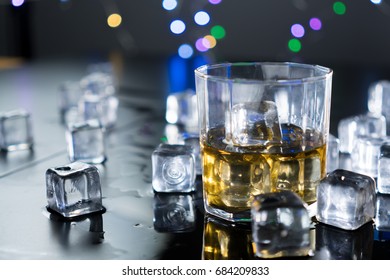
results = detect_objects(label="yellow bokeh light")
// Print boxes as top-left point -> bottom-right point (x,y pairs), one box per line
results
107,13 -> 122,28
203,35 -> 217,49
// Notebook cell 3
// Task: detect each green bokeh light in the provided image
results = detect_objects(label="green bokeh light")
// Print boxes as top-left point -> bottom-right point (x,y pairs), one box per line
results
288,38 -> 301,53
211,25 -> 226,39
333,1 -> 346,15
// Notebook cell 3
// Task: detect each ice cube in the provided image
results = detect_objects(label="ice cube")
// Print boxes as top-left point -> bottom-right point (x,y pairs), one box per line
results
231,101 -> 282,146
378,141 -> 390,193
251,190 -> 311,258
165,89 -> 199,133
183,134 -> 202,175
66,119 -> 106,164
351,136 -> 386,178
0,109 -> 33,152
80,72 -> 115,97
46,161 -> 104,218
79,93 -> 119,129
368,80 -> 390,134
152,144 -> 196,193
338,113 -> 386,153
314,222 -> 374,260
316,169 -> 376,230
153,193 -> 195,233
326,134 -> 339,173
375,193 -> 390,231
58,81 -> 83,122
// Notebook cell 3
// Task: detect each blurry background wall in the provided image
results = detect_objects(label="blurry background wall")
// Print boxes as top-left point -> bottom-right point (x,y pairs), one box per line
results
1,0 -> 390,66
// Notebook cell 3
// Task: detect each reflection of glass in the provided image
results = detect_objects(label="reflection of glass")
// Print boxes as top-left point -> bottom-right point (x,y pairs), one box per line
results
314,222 -> 373,260
153,193 -> 196,233
202,216 -> 255,260
195,62 -> 333,222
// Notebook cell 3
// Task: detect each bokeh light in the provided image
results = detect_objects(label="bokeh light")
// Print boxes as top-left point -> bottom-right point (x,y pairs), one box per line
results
333,1 -> 346,15
291,24 -> 305,38
309,18 -> 322,31
371,0 -> 382,4
209,0 -> 222,4
12,0 -> 24,7
195,38 -> 209,52
211,25 -> 226,39
288,38 -> 301,53
194,11 -> 210,26
178,44 -> 194,59
107,13 -> 122,28
203,35 -> 217,49
170,20 -> 186,34
162,0 -> 178,10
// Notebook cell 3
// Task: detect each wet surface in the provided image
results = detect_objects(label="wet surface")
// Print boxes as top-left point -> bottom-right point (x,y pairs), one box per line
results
1,58 -> 390,260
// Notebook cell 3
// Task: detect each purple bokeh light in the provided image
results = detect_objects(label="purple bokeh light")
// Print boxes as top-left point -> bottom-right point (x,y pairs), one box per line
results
309,18 -> 322,31
291,24 -> 305,38
195,38 -> 209,52
209,0 -> 222,4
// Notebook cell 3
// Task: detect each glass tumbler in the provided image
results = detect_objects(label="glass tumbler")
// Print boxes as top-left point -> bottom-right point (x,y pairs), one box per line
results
195,62 -> 333,222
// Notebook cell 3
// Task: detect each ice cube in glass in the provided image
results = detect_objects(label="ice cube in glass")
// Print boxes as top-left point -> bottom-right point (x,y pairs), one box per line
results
326,134 -> 339,173
153,193 -> 195,233
46,161 -> 103,218
316,169 -> 376,230
0,109 -> 33,152
378,141 -> 390,193
231,101 -> 282,146
66,119 -> 106,164
152,144 -> 196,193
251,190 -> 311,258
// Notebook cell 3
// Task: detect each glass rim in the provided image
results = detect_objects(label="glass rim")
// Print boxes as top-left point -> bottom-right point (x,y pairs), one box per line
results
194,61 -> 333,84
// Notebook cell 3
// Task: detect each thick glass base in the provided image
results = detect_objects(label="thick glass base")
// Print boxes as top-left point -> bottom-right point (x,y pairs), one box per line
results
204,202 -> 251,223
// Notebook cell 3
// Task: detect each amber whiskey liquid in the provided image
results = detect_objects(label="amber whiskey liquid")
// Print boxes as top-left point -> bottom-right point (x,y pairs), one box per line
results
201,124 -> 326,221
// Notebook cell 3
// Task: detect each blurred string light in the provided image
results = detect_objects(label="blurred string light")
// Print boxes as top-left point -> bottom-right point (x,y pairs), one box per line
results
12,0 -> 24,7
170,19 -> 186,34
333,1 -> 346,15
309,17 -> 322,31
291,23 -> 305,38
107,13 -> 122,28
162,1 -> 226,59
194,11 -> 211,26
162,0 -> 178,10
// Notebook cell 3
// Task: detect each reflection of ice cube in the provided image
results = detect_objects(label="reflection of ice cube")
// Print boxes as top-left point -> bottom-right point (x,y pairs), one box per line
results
66,119 -> 106,164
0,109 -> 33,151
338,113 -> 386,153
351,136 -> 386,178
314,222 -> 373,260
46,162 -> 103,218
231,101 -> 282,146
153,193 -> 195,233
152,144 -> 196,193
375,193 -> 390,231
326,134 -> 339,173
316,169 -> 376,230
251,190 -> 311,258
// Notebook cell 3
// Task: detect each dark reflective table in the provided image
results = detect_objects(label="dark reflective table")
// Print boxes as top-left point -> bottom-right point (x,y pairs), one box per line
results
1,56 -> 390,260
